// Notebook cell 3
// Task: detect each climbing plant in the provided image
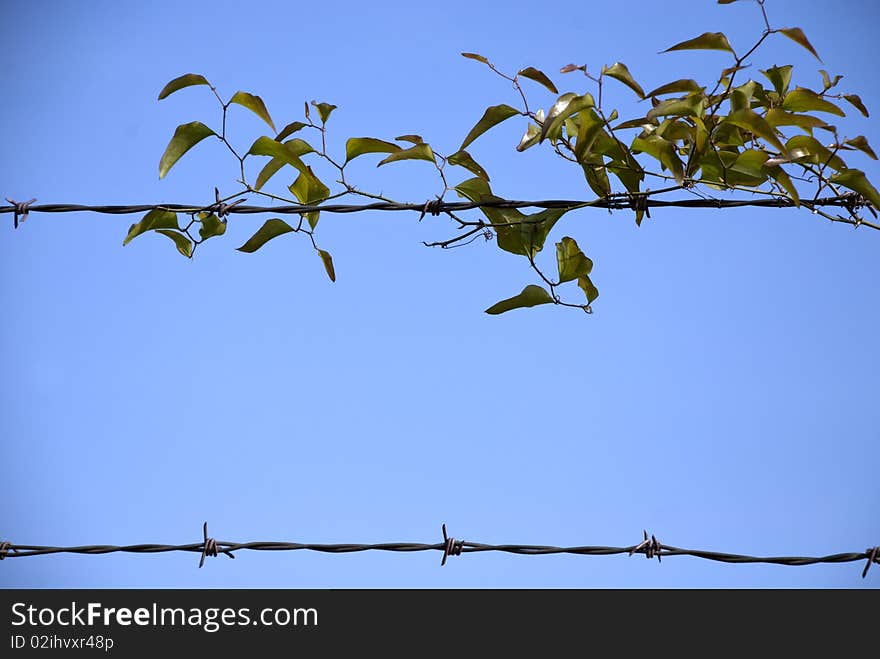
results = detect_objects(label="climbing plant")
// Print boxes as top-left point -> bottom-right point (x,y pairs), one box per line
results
119,0 -> 877,314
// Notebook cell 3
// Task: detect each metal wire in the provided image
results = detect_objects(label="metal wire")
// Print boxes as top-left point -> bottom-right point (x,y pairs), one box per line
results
1,526 -> 877,577
0,194 -> 869,217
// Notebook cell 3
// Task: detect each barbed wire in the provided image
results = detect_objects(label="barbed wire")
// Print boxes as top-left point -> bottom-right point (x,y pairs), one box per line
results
1,525 -> 877,578
0,192 -> 875,221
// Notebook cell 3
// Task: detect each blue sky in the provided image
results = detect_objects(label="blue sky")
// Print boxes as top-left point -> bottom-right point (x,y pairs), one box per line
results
1,0 -> 878,588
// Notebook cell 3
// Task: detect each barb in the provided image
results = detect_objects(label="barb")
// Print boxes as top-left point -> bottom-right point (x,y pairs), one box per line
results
440,523 -> 464,567
199,521 -> 234,568
0,528 -> 875,578
5,197 -> 36,229
629,530 -> 662,563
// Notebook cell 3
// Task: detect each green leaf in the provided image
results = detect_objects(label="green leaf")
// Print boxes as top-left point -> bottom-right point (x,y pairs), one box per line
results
631,135 -> 684,184
845,136 -> 877,160
760,65 -> 793,96
768,165 -> 799,206
276,121 -> 308,141
843,94 -> 869,117
517,67 -> 558,94
782,89 -> 845,116
454,177 -> 563,256
460,104 -> 520,150
485,285 -> 554,315
198,212 -> 226,240
447,150 -> 489,181
779,27 -> 821,61
377,143 -> 435,166
123,209 -> 179,245
155,229 -> 193,258
247,136 -> 310,174
724,109 -> 788,155
255,158 -> 286,191
662,32 -> 735,54
577,275 -> 599,304
581,161 -> 612,196
602,62 -> 644,98
729,149 -> 769,181
764,108 -> 828,131
829,169 -> 880,210
236,218 -> 295,253
646,95 -> 703,120
819,70 -> 842,91
395,134 -> 424,144
556,236 -> 593,283
158,121 -> 216,179
157,73 -> 210,100
252,139 -> 315,190
786,135 -> 846,171
310,101 -> 336,123
228,91 -> 275,132
317,249 -> 335,282
289,166 -> 330,229
345,137 -> 401,163
574,109 -> 604,161
516,123 -> 541,152
461,52 -> 490,65
540,93 -> 595,142
644,79 -> 702,98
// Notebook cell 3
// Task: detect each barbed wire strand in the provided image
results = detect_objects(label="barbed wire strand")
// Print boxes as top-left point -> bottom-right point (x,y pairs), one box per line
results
1,525 -> 877,577
0,193 -> 873,218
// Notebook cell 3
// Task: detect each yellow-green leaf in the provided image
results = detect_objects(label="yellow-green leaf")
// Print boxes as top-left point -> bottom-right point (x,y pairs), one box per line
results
779,27 -> 821,61
663,32 -> 735,54
253,139 -> 314,190
760,65 -> 793,96
123,209 -> 179,245
289,166 -> 330,229
157,73 -> 210,100
845,136 -> 877,160
602,62 -> 644,98
447,150 -> 490,181
236,218 -> 295,253
247,136 -> 310,174
485,285 -> 553,315
461,52 -> 490,65
156,229 -> 193,258
540,93 -> 595,142
829,169 -> 880,210
198,212 -> 226,240
516,123 -> 541,152
377,143 -> 435,167
577,275 -> 599,304
229,91 -> 275,132
644,79 -> 702,98
276,121 -> 308,141
317,249 -> 335,282
843,94 -> 869,117
460,104 -> 520,150
556,236 -> 593,283
518,67 -> 558,94
767,165 -> 799,206
782,89 -> 845,116
765,108 -> 828,131
786,135 -> 846,171
158,121 -> 216,179
395,134 -> 424,144
724,109 -> 788,155
646,96 -> 703,120
310,101 -> 336,124
345,137 -> 401,163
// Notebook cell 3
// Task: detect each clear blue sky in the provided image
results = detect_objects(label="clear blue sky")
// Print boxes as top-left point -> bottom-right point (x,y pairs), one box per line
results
1,0 -> 878,588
